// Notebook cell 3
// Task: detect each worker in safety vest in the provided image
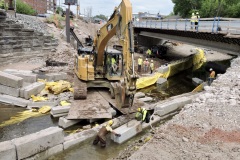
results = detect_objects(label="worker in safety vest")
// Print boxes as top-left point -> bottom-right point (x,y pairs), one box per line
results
138,56 -> 143,73
93,120 -> 121,147
208,68 -> 215,86
143,58 -> 149,72
150,60 -> 154,74
111,57 -> 118,74
190,13 -> 196,29
135,107 -> 150,123
146,49 -> 152,57
195,12 -> 200,30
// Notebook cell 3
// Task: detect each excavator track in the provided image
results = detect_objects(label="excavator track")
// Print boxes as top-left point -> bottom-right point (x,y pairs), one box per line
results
74,76 -> 87,99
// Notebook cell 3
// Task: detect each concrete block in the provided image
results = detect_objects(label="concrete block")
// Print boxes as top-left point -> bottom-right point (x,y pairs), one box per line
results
45,72 -> 67,81
155,97 -> 192,116
157,78 -> 167,85
135,92 -> 145,99
20,82 -> 45,99
27,101 -> 57,109
4,69 -> 37,83
0,140 -> 16,160
58,117 -> 81,129
24,144 -> 63,160
138,97 -> 153,102
192,77 -> 204,86
157,65 -> 169,74
0,94 -> 29,107
12,127 -> 64,160
51,112 -> 68,118
0,84 -> 20,97
111,120 -> 142,144
0,71 -> 23,88
51,106 -> 71,115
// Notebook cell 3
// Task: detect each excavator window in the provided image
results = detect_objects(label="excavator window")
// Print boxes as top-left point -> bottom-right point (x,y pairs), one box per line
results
106,52 -> 123,76
107,24 -> 113,32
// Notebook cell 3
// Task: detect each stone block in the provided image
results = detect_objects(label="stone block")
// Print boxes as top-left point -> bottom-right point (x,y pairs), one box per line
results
24,144 -> 63,160
51,112 -> 68,118
58,117 -> 82,129
192,77 -> 204,86
0,84 -> 20,97
20,82 -> 45,99
45,73 -> 67,81
27,101 -> 57,109
157,65 -> 169,74
138,97 -> 153,102
111,120 -> 142,144
155,97 -> 192,116
12,127 -> 64,160
135,92 -> 145,99
0,140 -> 16,160
0,94 -> 29,107
157,78 -> 167,85
51,106 -> 71,115
0,71 -> 23,88
3,69 -> 37,83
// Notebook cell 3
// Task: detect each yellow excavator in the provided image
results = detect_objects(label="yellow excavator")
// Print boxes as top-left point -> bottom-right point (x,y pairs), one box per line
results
71,0 -> 138,113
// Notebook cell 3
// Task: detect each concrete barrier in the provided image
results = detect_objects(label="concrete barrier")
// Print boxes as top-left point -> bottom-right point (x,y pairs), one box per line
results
20,82 -> 45,99
45,73 -> 67,81
0,71 -> 23,88
0,84 -> 20,97
0,94 -> 29,107
111,120 -> 142,144
24,144 -> 63,160
155,97 -> 192,116
3,69 -> 37,83
58,117 -> 82,129
0,140 -> 16,160
12,127 -> 64,160
27,101 -> 57,109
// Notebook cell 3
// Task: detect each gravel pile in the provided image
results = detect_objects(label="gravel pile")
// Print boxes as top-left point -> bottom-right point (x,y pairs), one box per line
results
8,14 -> 48,35
118,57 -> 240,160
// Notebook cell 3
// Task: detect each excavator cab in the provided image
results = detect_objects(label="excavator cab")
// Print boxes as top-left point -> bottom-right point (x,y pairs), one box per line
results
104,50 -> 123,80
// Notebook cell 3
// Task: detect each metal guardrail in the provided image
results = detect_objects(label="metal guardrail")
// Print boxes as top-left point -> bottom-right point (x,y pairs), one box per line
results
133,17 -> 240,35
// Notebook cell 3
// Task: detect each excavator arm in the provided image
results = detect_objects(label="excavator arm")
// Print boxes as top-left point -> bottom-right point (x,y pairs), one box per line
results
93,0 -> 138,109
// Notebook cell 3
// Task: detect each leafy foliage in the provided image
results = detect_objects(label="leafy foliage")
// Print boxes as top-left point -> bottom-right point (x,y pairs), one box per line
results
94,14 -> 108,21
172,0 -> 240,18
16,0 -> 36,15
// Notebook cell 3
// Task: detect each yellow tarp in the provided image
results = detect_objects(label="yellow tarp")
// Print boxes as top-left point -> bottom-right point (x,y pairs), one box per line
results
60,101 -> 71,106
31,95 -> 48,102
136,73 -> 163,89
136,48 -> 206,90
38,106 -> 51,114
0,110 -> 42,128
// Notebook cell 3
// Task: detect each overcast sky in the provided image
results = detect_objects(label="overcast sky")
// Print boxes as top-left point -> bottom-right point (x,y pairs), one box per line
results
57,0 -> 174,16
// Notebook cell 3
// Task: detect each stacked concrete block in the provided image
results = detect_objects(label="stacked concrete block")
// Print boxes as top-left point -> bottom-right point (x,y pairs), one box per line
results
58,117 -> 82,129
0,94 -> 29,107
27,101 -> 57,109
51,106 -> 71,118
0,71 -> 23,97
192,77 -> 204,86
0,140 -> 16,160
45,72 -> 68,81
12,127 -> 64,160
0,71 -> 23,88
155,97 -> 192,116
20,82 -> 45,99
111,120 -> 142,144
0,84 -> 20,97
4,69 -> 37,83
24,144 -> 63,160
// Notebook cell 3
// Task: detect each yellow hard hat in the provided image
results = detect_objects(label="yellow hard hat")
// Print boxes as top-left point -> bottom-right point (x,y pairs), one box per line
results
137,107 -> 141,112
196,12 -> 199,15
108,120 -> 113,126
192,13 -> 195,16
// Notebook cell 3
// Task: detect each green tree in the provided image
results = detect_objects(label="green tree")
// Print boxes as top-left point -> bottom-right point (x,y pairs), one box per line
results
94,14 -> 107,21
16,0 -> 36,15
172,0 -> 203,17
